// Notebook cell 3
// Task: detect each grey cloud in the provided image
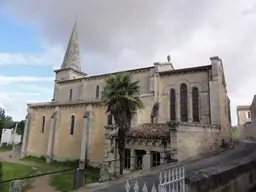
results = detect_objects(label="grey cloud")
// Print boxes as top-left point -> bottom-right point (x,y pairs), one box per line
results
2,0 -> 256,124
4,0 -> 219,63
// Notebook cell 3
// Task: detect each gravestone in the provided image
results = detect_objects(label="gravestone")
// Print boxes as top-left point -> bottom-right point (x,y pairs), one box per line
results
9,180 -> 22,192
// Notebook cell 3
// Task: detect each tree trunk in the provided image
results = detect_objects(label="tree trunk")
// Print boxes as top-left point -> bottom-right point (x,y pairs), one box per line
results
118,127 -> 125,175
115,112 -> 131,176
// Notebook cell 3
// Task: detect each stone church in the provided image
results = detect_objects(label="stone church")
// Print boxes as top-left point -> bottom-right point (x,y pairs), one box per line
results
20,23 -> 232,170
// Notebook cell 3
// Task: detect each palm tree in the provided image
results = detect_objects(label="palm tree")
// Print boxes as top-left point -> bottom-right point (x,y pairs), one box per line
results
102,72 -> 144,175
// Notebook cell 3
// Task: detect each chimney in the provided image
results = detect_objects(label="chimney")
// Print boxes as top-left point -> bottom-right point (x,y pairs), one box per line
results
210,56 -> 223,77
210,56 -> 221,65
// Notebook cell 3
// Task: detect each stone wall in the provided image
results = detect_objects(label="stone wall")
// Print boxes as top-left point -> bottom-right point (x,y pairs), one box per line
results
244,120 -> 256,140
238,124 -> 247,139
186,153 -> 256,192
238,96 -> 256,140
170,122 -> 221,162
103,124 -> 172,177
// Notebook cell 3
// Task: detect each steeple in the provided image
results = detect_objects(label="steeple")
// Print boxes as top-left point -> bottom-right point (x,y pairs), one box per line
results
61,21 -> 81,71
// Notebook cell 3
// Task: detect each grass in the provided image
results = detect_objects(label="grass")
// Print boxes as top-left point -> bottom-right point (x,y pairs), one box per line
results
22,156 -> 100,192
1,162 -> 37,191
0,145 -> 12,152
49,168 -> 100,192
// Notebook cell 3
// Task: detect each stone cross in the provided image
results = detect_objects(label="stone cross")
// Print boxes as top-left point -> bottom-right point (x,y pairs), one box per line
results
167,55 -> 171,62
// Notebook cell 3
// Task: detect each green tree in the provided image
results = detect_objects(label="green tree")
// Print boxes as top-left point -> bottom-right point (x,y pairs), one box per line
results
0,108 -> 5,141
3,116 -> 14,128
17,120 -> 25,142
101,72 -> 144,175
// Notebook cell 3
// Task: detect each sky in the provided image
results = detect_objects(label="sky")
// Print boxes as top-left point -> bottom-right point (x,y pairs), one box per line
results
0,0 -> 256,125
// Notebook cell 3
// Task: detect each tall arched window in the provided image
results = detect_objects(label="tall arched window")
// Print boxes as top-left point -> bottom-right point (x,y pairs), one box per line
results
180,83 -> 188,122
69,89 -> 73,101
70,115 -> 75,135
96,85 -> 99,99
192,87 -> 199,122
107,114 -> 113,125
170,89 -> 176,121
41,116 -> 45,133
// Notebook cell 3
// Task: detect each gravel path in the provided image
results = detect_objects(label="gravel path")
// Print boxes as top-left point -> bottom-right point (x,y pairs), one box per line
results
27,175 -> 56,192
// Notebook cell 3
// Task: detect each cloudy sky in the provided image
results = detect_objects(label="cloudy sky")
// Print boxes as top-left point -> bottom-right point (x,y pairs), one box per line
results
0,0 -> 255,125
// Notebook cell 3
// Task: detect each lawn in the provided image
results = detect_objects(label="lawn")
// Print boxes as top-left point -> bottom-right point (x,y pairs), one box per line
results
49,168 -> 99,192
0,145 -> 12,152
1,162 -> 36,191
22,156 -> 100,192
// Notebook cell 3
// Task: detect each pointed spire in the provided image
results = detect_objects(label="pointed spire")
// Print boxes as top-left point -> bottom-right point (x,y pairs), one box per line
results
61,21 -> 81,71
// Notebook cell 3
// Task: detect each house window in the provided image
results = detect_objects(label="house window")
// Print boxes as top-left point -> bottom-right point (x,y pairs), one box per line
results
192,87 -> 199,122
170,89 -> 176,121
180,83 -> 188,121
96,85 -> 100,99
246,111 -> 251,119
41,116 -> 45,133
107,114 -> 113,125
69,89 -> 73,101
248,111 -> 251,119
124,149 -> 131,170
152,151 -> 160,167
70,115 -> 75,135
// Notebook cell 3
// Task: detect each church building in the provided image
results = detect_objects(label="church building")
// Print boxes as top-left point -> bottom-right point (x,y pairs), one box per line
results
20,23 -> 232,168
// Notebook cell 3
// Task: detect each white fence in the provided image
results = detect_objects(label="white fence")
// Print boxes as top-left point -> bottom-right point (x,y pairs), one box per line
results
125,167 -> 185,192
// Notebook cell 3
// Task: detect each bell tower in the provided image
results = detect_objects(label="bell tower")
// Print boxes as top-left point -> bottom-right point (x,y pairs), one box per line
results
52,21 -> 87,101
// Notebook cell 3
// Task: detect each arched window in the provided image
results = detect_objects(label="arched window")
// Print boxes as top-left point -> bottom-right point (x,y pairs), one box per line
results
107,114 -> 113,125
69,89 -> 73,101
41,116 -> 45,133
70,115 -> 75,135
170,89 -> 176,121
180,83 -> 188,122
192,87 -> 199,122
96,86 -> 99,99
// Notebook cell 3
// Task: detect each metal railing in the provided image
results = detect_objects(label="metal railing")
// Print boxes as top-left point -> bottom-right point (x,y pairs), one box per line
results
3,167 -> 99,191
125,166 -> 185,192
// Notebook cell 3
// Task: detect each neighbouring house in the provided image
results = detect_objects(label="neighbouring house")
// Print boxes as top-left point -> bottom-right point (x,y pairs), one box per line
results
20,22 -> 231,171
237,105 -> 252,138
241,96 -> 256,139
1,128 -> 21,146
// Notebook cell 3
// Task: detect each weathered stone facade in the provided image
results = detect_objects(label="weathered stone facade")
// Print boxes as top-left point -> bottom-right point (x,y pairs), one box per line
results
104,124 -> 171,175
242,96 -> 256,139
237,105 -> 251,138
21,23 -> 231,168
169,121 -> 220,162
104,122 -> 221,175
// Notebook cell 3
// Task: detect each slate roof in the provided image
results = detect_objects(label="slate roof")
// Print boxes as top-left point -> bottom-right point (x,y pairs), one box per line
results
111,123 -> 170,141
